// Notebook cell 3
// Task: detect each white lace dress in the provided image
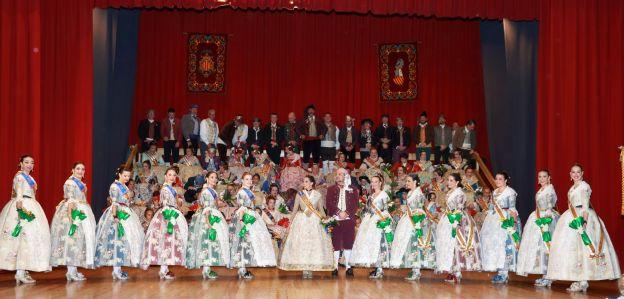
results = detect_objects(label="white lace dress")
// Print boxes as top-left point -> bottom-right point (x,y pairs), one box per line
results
95,181 -> 144,267
229,188 -> 277,268
516,184 -> 559,276
480,186 -> 522,272
50,177 -> 97,269
0,172 -> 51,272
350,191 -> 392,268
546,181 -> 620,281
279,190 -> 335,271
435,187 -> 481,273
390,187 -> 436,269
186,187 -> 231,268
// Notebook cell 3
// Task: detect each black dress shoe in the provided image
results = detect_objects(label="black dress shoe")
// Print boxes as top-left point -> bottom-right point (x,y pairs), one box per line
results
346,268 -> 354,277
332,269 -> 338,277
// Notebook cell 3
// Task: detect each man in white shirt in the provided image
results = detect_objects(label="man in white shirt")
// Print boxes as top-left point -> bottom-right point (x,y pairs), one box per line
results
199,108 -> 224,166
231,115 -> 248,148
320,113 -> 341,174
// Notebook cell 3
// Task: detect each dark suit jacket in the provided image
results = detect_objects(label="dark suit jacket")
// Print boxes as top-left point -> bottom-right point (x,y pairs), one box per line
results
374,124 -> 396,142
138,119 -> 161,142
220,121 -> 236,147
452,127 -> 477,150
358,130 -> 378,149
392,126 -> 411,148
413,124 -> 435,146
161,118 -> 183,142
247,127 -> 265,148
433,125 -> 453,147
296,117 -> 327,139
261,123 -> 284,147
338,126 -> 359,148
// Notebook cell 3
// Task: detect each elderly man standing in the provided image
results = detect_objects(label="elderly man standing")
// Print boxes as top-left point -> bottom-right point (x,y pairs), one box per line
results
199,108 -> 224,166
326,168 -> 360,277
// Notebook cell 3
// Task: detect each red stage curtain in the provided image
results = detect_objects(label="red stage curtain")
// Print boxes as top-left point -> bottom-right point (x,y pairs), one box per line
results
94,0 -> 540,20
537,0 -> 624,264
130,9 -> 490,158
0,0 -> 43,208
0,0 -> 93,218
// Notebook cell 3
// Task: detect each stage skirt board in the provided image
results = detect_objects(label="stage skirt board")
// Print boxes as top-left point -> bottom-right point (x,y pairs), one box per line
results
0,267 -> 619,298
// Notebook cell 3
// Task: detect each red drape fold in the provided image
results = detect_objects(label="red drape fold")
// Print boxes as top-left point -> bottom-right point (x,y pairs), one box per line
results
0,0 -> 93,218
537,0 -> 624,264
93,0 -> 540,20
130,9 -> 489,159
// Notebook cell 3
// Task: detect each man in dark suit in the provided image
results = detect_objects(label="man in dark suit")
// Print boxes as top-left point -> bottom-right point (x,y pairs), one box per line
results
161,107 -> 182,164
262,113 -> 284,165
296,105 -> 327,168
391,117 -> 411,164
138,109 -> 161,152
413,111 -> 435,161
374,114 -> 395,163
338,115 -> 358,164
433,114 -> 453,165
181,104 -> 200,155
359,119 -> 376,161
247,117 -> 265,166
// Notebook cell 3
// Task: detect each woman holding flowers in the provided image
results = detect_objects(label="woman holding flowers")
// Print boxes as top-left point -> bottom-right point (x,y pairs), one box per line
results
546,164 -> 620,293
95,165 -> 144,280
230,172 -> 276,279
516,170 -> 559,286
50,162 -> 97,281
350,175 -> 393,279
141,167 -> 188,280
0,155 -> 50,284
390,174 -> 436,280
480,172 -> 522,284
435,172 -> 481,283
186,171 -> 230,279
279,175 -> 335,278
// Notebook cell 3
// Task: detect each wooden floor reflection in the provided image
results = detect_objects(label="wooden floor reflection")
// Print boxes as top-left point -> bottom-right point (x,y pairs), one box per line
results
0,267 -> 619,298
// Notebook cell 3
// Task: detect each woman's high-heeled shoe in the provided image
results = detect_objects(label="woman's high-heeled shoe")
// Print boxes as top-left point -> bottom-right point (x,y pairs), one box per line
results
159,271 -> 175,280
238,271 -> 254,280
567,281 -> 588,293
405,271 -> 421,281
112,271 -> 129,281
369,269 -> 384,279
202,269 -> 218,280
491,274 -> 509,284
15,273 -> 36,286
445,273 -> 461,284
66,272 -> 87,282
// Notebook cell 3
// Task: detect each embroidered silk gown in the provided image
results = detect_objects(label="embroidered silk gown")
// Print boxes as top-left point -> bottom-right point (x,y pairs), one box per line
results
50,177 -> 97,269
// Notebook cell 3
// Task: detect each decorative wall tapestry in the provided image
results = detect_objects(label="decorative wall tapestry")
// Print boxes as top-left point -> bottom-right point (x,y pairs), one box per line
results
187,34 -> 227,93
379,43 -> 418,101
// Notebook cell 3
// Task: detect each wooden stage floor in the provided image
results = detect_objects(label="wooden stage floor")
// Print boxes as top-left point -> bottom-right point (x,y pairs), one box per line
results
0,267 -> 619,298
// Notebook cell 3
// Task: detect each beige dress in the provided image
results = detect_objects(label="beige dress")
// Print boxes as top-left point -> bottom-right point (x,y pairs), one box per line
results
278,190 -> 335,271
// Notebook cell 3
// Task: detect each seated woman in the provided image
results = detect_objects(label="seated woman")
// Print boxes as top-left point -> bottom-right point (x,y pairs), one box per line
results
250,151 -> 277,185
426,168 -> 448,210
268,184 -> 288,212
141,142 -> 166,167
177,148 -> 203,184
391,153 -> 413,174
448,149 -> 467,171
261,196 -> 289,251
393,166 -> 408,192
413,151 -> 433,173
280,146 -> 307,191
178,148 -> 201,167
359,148 -> 389,183
462,166 -> 480,207
228,148 -> 248,182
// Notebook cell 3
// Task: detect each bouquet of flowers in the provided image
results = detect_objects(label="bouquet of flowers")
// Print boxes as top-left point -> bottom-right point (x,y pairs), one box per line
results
277,218 -> 290,229
11,207 -> 35,237
221,191 -> 235,206
278,203 -> 290,214
357,196 -> 367,218
68,208 -> 87,236
321,216 -> 338,235
500,216 -> 521,248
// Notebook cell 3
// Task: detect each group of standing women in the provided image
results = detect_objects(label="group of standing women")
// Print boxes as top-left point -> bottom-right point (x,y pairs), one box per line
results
0,155 -> 620,294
